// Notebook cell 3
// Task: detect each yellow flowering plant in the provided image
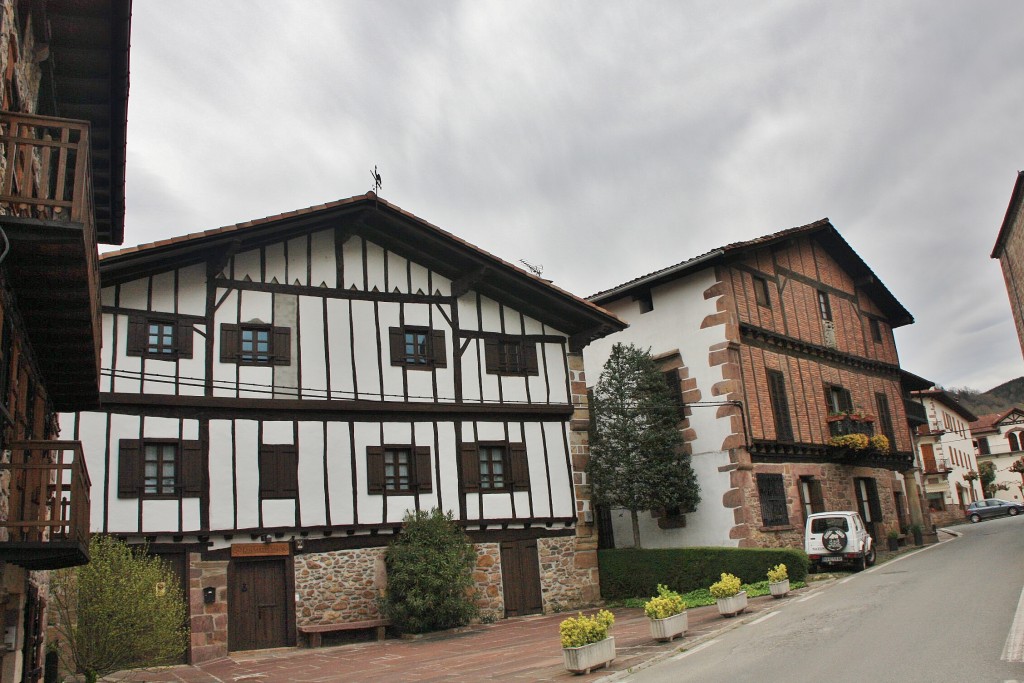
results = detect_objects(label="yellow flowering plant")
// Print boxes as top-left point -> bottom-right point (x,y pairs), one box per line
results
766,563 -> 788,583
643,584 -> 687,620
827,433 -> 870,450
868,434 -> 890,452
709,572 -> 742,599
559,609 -> 615,648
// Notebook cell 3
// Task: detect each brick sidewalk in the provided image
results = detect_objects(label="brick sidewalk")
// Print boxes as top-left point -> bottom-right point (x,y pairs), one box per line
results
110,587 -> 817,683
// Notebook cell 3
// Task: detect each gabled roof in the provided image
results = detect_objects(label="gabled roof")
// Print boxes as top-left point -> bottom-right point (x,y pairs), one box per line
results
971,407 -> 1024,434
992,171 -> 1024,259
101,193 -> 626,347
909,388 -> 978,423
589,219 -> 913,328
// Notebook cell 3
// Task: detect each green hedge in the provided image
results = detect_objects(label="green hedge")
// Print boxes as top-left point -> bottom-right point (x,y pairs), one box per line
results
598,547 -> 809,600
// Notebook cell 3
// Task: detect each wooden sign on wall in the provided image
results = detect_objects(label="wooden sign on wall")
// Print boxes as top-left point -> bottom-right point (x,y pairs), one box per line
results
231,542 -> 290,558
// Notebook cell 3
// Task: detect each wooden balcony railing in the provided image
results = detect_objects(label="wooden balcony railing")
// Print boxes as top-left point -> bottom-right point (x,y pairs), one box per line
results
0,112 -> 95,229
0,440 -> 91,568
827,415 -> 876,438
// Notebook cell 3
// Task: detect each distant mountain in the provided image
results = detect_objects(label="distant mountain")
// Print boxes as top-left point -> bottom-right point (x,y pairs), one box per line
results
948,377 -> 1024,418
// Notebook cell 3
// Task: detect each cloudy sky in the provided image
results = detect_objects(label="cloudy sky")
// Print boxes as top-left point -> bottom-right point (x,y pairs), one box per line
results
121,1 -> 1024,391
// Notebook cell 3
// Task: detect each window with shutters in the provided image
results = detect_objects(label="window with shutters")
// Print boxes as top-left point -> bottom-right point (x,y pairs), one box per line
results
127,315 -> 195,360
976,437 -> 990,455
825,384 -> 853,415
766,370 -> 793,442
799,476 -> 824,524
460,442 -> 529,493
220,323 -> 291,366
817,290 -> 832,321
118,439 -> 203,499
757,473 -> 789,527
874,392 -> 896,445
869,318 -> 882,343
662,369 -> 685,419
753,275 -> 771,308
484,337 -> 539,376
366,445 -> 432,495
259,444 -> 299,499
389,326 -> 446,370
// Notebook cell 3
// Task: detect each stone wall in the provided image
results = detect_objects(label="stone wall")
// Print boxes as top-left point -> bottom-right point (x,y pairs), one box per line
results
188,555 -> 228,663
471,543 -> 503,620
565,351 -> 602,608
294,547 -> 387,626
538,536 -> 598,612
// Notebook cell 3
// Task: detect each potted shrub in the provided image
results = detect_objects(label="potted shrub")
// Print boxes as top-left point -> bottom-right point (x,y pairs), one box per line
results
886,529 -> 899,551
710,572 -> 747,617
644,584 -> 687,641
560,610 -> 615,675
767,564 -> 789,598
910,524 -> 924,547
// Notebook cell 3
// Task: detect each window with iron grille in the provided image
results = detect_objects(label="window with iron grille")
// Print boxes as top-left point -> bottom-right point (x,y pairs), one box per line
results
757,473 -> 789,527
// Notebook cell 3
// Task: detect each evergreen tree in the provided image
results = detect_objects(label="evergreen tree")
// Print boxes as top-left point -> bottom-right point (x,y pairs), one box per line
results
588,343 -> 700,548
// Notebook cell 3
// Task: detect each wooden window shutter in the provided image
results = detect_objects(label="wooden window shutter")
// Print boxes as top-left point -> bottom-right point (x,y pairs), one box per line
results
809,479 -> 825,513
920,443 -> 936,473
767,370 -> 793,442
273,327 -> 291,365
483,338 -> 499,373
522,342 -> 539,375
262,444 -> 278,497
366,446 -> 385,494
279,445 -> 299,498
509,443 -> 530,491
177,320 -> 194,359
117,439 -> 142,498
865,478 -> 883,521
414,446 -> 432,493
431,330 -> 447,368
181,440 -> 203,497
220,324 -> 239,362
840,388 -> 854,414
126,316 -> 146,355
460,443 -> 480,492
388,327 -> 404,366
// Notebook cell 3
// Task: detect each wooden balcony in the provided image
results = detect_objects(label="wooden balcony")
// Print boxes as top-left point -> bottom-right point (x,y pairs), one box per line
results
0,112 -> 101,410
827,415 -> 876,438
0,440 -> 91,569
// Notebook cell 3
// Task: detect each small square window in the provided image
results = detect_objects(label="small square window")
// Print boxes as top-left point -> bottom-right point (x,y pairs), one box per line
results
754,276 -> 771,308
147,321 -> 177,356
389,326 -> 446,370
240,325 -> 272,364
484,337 -> 539,376
220,323 -> 290,366
479,446 -> 507,490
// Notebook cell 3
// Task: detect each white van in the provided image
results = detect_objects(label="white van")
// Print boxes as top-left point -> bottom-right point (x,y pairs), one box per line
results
804,511 -> 875,573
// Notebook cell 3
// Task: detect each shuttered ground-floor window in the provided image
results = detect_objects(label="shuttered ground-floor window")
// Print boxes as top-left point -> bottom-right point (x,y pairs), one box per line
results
757,473 -> 789,527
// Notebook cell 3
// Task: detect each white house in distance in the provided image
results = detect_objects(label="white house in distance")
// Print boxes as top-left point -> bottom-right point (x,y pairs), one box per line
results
60,193 -> 624,661
905,387 -> 980,526
972,408 -> 1024,502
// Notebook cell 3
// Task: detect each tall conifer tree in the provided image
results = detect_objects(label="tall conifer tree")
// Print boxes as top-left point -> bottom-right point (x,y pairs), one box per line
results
588,343 -> 700,548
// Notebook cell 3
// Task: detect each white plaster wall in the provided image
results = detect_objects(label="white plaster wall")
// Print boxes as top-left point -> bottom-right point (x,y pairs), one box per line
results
583,268 -> 737,548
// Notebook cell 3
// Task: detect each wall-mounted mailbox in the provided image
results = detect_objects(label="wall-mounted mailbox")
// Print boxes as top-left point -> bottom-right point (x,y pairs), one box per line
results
203,587 -> 216,604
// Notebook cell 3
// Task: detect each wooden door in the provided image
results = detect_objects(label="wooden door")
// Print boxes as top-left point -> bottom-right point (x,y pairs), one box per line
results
500,539 -> 543,618
229,559 -> 289,651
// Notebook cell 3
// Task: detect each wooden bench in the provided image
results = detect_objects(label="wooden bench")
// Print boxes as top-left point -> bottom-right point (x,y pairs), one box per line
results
298,618 -> 391,647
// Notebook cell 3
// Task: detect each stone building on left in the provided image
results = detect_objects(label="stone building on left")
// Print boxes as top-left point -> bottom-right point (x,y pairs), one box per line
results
0,1 -> 130,681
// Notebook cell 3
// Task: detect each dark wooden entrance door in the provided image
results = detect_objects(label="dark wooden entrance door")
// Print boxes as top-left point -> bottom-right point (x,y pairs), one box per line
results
229,558 -> 289,651
500,539 -> 543,617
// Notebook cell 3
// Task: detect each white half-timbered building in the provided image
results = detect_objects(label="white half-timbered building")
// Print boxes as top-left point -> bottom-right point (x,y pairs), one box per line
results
61,194 -> 624,660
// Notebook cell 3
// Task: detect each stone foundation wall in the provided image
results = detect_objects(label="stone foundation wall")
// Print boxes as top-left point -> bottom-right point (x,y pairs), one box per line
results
737,462 -> 906,549
538,536 -> 598,612
471,543 -> 503,621
188,555 -> 228,663
294,547 -> 387,626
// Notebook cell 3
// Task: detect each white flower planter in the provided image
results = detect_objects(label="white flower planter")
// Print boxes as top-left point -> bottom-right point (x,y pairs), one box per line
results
648,611 -> 688,642
716,590 -> 747,617
563,636 -> 615,675
769,579 -> 790,599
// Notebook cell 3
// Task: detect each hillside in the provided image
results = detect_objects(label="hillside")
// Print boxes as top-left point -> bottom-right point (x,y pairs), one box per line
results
949,377 -> 1024,418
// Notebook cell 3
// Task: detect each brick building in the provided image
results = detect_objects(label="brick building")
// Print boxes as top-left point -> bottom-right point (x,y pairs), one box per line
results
585,220 -> 923,550
992,170 -> 1024,361
0,1 -> 130,681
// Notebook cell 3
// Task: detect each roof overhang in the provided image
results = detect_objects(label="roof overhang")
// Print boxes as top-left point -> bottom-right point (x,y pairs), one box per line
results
993,171 -> 1024,260
35,0 -> 132,245
100,195 -> 626,347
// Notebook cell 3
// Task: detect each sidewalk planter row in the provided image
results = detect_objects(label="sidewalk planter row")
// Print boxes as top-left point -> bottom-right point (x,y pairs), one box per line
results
562,636 -> 616,674
648,611 -> 688,642
769,578 -> 790,599
716,590 -> 748,617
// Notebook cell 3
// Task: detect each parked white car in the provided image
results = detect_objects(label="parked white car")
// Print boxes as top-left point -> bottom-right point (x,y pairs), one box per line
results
804,511 -> 875,572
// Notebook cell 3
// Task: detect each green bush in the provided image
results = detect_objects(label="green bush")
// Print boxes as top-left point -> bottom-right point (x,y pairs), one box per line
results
381,508 -> 478,634
598,546 -> 809,600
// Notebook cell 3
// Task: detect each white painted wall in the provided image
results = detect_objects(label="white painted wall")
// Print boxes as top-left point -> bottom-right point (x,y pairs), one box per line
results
583,268 -> 738,548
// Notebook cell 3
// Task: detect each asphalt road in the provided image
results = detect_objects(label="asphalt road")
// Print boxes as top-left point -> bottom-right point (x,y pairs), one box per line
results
625,516 -> 1024,683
